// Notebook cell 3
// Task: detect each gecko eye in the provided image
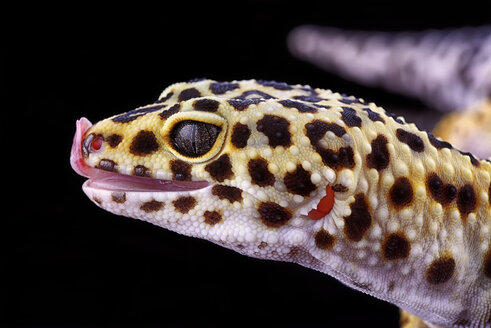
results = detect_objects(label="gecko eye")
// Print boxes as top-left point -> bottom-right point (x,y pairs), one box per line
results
162,111 -> 227,163
82,133 -> 104,157
171,120 -> 221,157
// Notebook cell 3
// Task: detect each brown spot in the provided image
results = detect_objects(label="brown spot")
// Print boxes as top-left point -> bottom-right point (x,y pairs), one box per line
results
314,229 -> 336,250
317,146 -> 355,170
209,82 -> 239,95
106,134 -> 123,148
332,184 -> 348,192
256,115 -> 291,148
383,233 -> 411,260
340,107 -> 362,127
484,248 -> 491,279
362,107 -> 385,123
193,99 -> 220,112
111,192 -> 126,203
203,210 -> 222,226
366,135 -> 390,171
130,130 -> 160,156
97,159 -> 117,172
248,158 -> 275,187
305,120 -> 346,144
173,196 -> 197,214
170,160 -> 192,181
231,123 -> 251,149
211,185 -> 243,203
140,200 -> 164,212
396,128 -> 425,152
278,99 -> 317,113
205,154 -> 233,182
283,165 -> 316,196
344,194 -> 372,241
159,103 -> 180,120
258,241 -> 268,249
93,197 -> 102,206
457,184 -> 477,216
178,88 -> 201,102
389,177 -> 413,209
134,165 -> 151,177
426,256 -> 455,284
426,173 -> 457,205
258,202 -> 292,228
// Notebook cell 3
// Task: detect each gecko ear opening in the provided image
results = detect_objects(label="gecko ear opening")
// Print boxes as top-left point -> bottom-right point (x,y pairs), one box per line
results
161,112 -> 227,163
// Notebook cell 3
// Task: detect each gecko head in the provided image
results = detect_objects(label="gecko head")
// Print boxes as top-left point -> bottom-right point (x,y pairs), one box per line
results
69,83 -> 354,259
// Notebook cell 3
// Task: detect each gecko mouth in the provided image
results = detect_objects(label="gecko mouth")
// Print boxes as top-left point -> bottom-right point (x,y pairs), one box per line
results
70,117 -> 211,192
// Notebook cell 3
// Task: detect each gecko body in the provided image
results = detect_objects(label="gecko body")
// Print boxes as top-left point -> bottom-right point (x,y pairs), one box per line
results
71,79 -> 491,327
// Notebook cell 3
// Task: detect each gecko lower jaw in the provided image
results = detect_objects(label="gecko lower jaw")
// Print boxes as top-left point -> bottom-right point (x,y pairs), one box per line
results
71,117 -> 211,193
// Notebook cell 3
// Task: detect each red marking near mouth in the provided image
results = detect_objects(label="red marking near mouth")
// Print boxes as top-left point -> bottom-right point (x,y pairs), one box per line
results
308,185 -> 335,220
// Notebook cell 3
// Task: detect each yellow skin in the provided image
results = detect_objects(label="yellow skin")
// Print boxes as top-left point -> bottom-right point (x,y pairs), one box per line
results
71,79 -> 491,327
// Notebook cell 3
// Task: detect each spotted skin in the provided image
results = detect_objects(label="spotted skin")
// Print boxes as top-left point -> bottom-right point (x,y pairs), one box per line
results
72,79 -> 491,328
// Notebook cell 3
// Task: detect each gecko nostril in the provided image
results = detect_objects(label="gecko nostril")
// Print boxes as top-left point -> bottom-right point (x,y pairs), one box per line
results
82,133 -> 104,157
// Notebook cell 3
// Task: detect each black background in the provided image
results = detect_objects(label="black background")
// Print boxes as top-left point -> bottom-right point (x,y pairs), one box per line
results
6,2 -> 491,327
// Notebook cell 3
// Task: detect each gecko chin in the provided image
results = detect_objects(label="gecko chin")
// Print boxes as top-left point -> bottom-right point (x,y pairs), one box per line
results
71,117 -> 211,194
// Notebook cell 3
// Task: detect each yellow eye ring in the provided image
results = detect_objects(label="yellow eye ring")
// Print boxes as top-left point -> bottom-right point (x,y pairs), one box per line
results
161,111 -> 228,163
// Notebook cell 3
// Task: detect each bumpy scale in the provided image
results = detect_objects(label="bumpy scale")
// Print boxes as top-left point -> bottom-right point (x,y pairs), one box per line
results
71,79 -> 491,327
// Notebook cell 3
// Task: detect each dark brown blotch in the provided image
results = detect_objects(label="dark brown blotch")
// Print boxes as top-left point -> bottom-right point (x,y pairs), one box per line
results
314,229 -> 336,250
248,158 -> 275,187
343,194 -> 372,242
457,184 -> 477,216
140,200 -> 164,212
484,248 -> 491,279
211,185 -> 243,203
159,103 -> 181,120
283,165 -> 316,196
173,196 -> 197,214
396,128 -> 425,152
209,82 -> 239,95
317,146 -> 355,170
278,99 -> 317,113
426,256 -> 456,284
106,134 -> 123,148
340,107 -> 362,127
111,192 -> 126,203
193,99 -> 220,112
97,159 -> 117,172
383,233 -> 411,260
258,202 -> 292,228
256,115 -> 291,148
426,173 -> 457,205
366,135 -> 390,171
178,88 -> 201,102
389,177 -> 413,209
231,123 -> 251,149
134,165 -> 151,177
205,154 -> 233,182
203,210 -> 222,226
130,130 -> 160,156
305,120 -> 346,144
170,159 -> 192,181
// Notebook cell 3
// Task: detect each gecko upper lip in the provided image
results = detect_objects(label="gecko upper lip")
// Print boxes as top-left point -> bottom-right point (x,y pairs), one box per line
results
70,117 -> 211,192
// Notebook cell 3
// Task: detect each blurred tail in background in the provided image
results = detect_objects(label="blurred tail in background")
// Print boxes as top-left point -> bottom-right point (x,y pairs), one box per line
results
288,25 -> 491,112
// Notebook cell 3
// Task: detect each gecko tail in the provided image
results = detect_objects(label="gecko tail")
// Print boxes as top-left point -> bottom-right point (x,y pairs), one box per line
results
288,25 -> 491,112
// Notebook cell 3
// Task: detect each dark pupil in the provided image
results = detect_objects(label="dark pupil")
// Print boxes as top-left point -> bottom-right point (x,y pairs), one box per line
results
171,120 -> 221,157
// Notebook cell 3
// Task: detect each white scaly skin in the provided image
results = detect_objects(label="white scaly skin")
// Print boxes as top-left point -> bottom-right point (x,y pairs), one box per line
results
288,25 -> 491,112
71,79 -> 491,327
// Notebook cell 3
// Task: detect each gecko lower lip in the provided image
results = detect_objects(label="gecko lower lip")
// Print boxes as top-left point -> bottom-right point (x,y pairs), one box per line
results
71,117 -> 210,193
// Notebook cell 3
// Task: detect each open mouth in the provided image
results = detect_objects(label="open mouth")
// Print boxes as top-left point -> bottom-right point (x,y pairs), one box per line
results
70,117 -> 211,192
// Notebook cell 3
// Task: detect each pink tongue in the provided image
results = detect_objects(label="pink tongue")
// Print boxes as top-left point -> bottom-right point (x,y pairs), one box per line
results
70,117 -> 210,192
